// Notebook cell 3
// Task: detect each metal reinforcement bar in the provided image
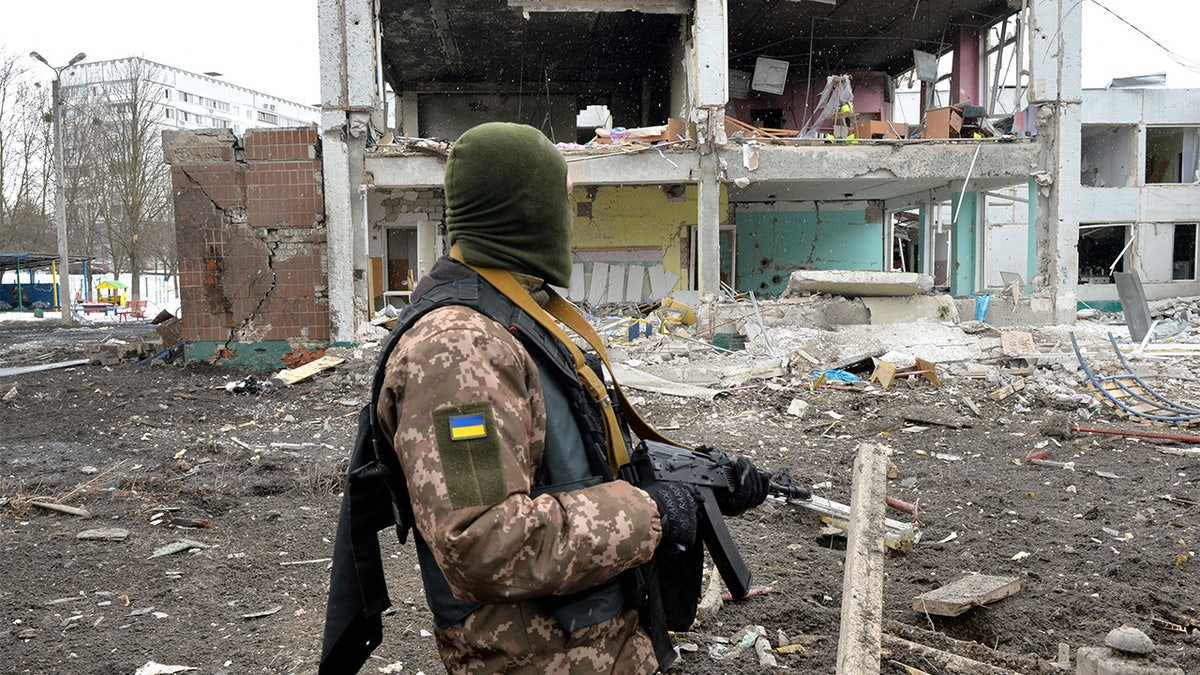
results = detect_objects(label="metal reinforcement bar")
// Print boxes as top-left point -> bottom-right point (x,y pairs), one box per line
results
1071,332 -> 1200,424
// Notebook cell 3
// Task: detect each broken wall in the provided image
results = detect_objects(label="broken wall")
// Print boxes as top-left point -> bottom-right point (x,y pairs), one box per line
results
733,203 -> 885,296
1076,88 -> 1200,308
568,185 -> 716,303
366,187 -> 444,309
163,127 -> 329,368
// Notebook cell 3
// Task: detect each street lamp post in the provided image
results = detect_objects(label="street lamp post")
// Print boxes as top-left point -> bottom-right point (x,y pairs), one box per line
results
30,51 -> 86,327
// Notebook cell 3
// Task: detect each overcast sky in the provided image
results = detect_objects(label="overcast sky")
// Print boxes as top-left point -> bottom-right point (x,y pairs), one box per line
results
0,0 -> 1196,106
0,1 -> 321,105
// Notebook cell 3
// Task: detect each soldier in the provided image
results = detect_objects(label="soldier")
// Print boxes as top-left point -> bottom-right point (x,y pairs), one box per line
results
325,122 -> 768,674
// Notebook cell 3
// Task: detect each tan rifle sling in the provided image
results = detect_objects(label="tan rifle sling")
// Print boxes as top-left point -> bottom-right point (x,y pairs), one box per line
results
450,246 -> 683,474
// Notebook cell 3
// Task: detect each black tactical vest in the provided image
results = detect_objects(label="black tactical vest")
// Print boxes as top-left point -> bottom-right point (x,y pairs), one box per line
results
320,257 -> 626,674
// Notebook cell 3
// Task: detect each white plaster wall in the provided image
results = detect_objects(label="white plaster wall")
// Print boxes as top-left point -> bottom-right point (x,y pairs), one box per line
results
1084,88 -> 1200,126
1137,222 -> 1177,283
1081,89 -> 1145,124
983,189 -> 1030,288
1144,186 -> 1200,221
1079,187 -> 1141,222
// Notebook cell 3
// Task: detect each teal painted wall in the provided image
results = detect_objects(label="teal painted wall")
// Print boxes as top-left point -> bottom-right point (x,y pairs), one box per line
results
735,209 -> 884,295
186,340 -> 312,371
950,192 -> 978,295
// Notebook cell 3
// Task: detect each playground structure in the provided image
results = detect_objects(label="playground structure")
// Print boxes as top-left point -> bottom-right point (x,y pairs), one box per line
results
0,251 -> 93,312
1,252 -> 178,317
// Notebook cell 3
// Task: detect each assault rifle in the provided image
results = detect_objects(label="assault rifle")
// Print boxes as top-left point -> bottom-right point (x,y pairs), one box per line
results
619,440 -> 811,600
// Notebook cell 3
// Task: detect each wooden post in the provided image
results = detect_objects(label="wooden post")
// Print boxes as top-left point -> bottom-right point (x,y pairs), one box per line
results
836,442 -> 888,674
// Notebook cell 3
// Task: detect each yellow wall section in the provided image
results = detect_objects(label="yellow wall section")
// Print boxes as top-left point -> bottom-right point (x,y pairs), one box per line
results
569,185 -> 727,288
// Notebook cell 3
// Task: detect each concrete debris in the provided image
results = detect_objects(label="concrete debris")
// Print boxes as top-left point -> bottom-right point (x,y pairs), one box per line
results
785,269 -> 934,297
1075,625 -> 1184,674
912,575 -> 1020,617
134,663 -> 198,675
609,363 -> 722,401
77,528 -> 131,541
862,295 -> 958,324
86,334 -> 164,366
148,540 -> 209,559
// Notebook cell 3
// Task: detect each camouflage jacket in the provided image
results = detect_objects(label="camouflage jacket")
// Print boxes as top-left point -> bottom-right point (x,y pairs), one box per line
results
378,303 -> 662,674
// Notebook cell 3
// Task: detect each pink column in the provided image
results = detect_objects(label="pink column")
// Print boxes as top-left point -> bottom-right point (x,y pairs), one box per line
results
950,26 -> 981,106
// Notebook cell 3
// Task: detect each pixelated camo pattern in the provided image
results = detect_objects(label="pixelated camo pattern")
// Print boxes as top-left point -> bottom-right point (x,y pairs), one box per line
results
377,305 -> 661,673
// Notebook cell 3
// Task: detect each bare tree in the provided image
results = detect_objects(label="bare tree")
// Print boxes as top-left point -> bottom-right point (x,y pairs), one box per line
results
0,50 -> 53,251
74,59 -> 173,301
62,93 -> 114,294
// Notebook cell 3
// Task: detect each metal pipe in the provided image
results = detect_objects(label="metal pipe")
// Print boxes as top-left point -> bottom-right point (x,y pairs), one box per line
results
1072,426 -> 1200,444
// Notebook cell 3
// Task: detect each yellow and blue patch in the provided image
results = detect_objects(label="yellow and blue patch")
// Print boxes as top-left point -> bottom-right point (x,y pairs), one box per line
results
434,402 -> 503,508
448,412 -> 487,441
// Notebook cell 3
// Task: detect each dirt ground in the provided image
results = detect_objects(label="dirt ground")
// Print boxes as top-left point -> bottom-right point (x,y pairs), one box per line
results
0,316 -> 1197,675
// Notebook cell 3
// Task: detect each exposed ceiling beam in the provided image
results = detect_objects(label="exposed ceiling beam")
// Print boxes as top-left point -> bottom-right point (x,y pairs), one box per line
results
507,0 -> 688,12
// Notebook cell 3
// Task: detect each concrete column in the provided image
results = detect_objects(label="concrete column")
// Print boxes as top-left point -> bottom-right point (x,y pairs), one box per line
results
319,0 -> 377,343
417,219 -> 437,279
697,149 -> 721,295
1029,0 -> 1082,323
1025,177 -> 1038,293
401,91 -> 419,137
692,0 -> 728,296
951,27 -> 981,106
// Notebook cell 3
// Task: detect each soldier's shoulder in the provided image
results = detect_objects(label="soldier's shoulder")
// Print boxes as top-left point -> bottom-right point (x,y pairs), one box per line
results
407,304 -> 510,339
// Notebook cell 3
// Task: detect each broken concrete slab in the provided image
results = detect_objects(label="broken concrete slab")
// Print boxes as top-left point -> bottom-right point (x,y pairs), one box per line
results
1000,331 -> 1037,357
77,528 -> 131,541
786,270 -> 934,298
912,574 -> 1019,617
610,362 -> 722,401
862,295 -> 958,324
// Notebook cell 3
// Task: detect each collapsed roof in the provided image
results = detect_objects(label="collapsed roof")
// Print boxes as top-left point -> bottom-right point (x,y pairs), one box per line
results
378,0 -> 1014,92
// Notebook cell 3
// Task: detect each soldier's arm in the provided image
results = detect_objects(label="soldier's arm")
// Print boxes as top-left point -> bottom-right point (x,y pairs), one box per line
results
380,307 -> 661,602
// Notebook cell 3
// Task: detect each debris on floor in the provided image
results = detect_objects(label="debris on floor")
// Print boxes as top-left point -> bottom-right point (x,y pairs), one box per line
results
912,574 -> 1021,617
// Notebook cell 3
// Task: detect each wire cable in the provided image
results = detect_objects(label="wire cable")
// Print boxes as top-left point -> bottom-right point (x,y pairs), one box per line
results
1088,0 -> 1200,73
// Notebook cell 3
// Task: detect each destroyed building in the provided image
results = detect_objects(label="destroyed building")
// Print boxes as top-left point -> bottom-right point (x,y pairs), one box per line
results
158,0 -> 1199,364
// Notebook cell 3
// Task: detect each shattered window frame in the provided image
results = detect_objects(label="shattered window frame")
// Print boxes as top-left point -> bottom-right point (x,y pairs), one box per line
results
1144,126 -> 1200,185
1078,223 -> 1132,284
1172,223 -> 1198,281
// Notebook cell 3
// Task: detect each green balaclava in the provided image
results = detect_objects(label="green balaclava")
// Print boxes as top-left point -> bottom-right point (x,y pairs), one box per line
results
444,122 -> 574,287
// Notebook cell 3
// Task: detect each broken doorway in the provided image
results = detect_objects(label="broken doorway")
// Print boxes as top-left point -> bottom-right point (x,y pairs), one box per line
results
887,209 -> 920,273
926,202 -> 953,289
384,226 -> 419,307
982,186 -> 1030,288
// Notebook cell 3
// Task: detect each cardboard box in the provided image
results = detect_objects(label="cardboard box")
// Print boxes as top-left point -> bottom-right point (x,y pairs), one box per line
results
924,106 -> 962,139
854,120 -> 906,139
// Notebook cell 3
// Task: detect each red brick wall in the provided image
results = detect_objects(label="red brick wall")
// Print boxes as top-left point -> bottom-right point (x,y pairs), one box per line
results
164,127 -> 329,350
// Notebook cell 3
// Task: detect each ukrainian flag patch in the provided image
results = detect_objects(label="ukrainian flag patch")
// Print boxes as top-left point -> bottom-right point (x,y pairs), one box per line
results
448,412 -> 487,441
433,402 -> 504,508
